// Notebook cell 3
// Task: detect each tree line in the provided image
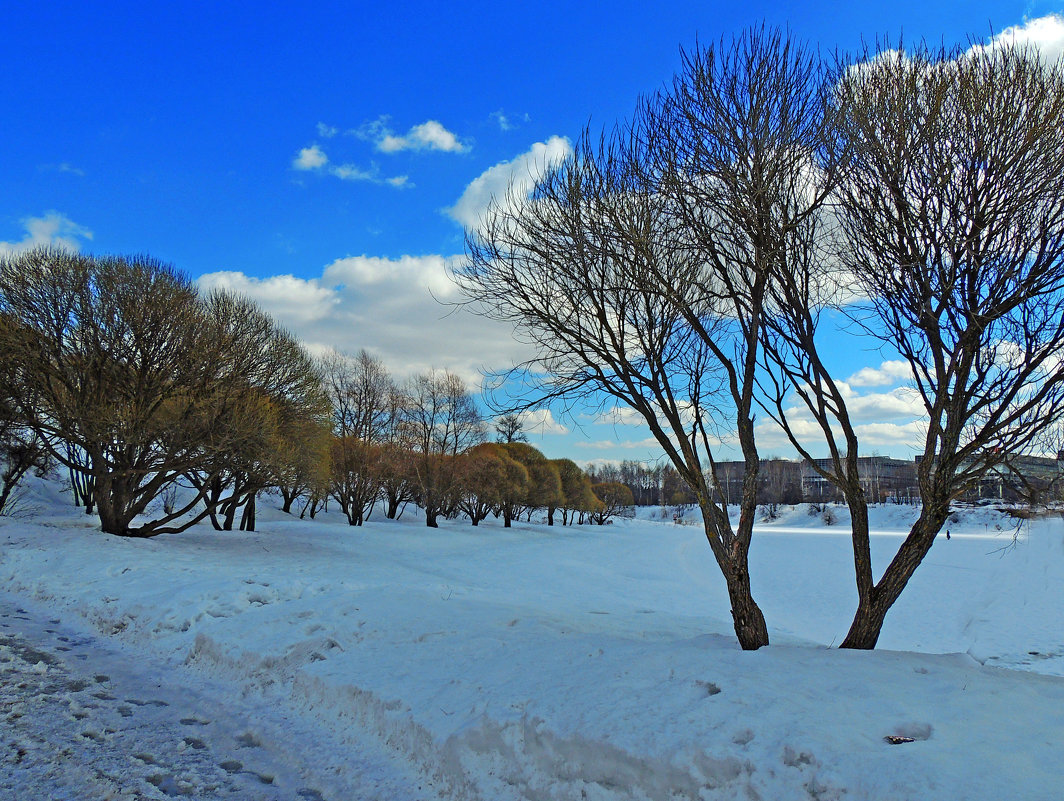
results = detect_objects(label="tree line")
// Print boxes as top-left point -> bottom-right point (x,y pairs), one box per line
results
455,28 -> 1064,649
0,249 -> 620,532
314,350 -> 619,529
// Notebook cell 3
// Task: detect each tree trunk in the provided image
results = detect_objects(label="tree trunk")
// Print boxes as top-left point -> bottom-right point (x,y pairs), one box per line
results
840,508 -> 949,649
723,563 -> 770,650
239,494 -> 256,531
222,499 -> 237,530
425,509 -> 439,528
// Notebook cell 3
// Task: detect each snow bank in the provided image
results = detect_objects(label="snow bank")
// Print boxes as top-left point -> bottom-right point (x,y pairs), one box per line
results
2,479 -> 1062,799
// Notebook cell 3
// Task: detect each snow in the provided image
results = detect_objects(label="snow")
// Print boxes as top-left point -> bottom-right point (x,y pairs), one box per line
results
0,593 -> 434,800
2,479 -> 1063,800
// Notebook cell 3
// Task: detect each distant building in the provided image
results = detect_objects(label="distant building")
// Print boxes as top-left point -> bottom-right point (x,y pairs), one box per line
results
801,456 -> 917,504
708,451 -> 1063,506
708,455 -> 918,505
975,454 -> 1063,503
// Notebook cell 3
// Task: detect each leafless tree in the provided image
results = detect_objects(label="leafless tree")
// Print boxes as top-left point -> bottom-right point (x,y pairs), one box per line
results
184,293 -> 330,532
0,402 -> 50,516
760,41 -> 1064,647
319,350 -> 402,526
827,42 -> 1064,646
456,28 -> 828,649
494,413 -> 528,443
401,370 -> 484,527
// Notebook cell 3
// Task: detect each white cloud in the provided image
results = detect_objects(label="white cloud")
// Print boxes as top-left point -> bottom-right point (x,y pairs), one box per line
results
577,436 -> 662,452
0,212 -> 93,256
359,117 -> 468,153
40,162 -> 86,177
490,110 -> 529,131
195,253 -> 533,387
519,409 -> 569,436
330,163 -> 376,182
196,271 -> 340,325
291,144 -> 407,188
446,136 -> 572,230
978,14 -> 1064,63
851,421 -> 927,448
843,386 -> 925,422
600,405 -> 648,427
323,253 -> 459,299
317,122 -> 339,138
293,145 -> 328,170
846,359 -> 913,388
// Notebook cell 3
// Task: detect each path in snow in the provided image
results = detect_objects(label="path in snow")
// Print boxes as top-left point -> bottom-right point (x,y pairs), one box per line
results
0,593 -> 443,801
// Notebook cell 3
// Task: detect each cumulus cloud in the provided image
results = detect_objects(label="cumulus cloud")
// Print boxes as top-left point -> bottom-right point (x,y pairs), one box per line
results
291,143 -> 407,188
293,145 -> 329,170
446,136 -> 572,230
752,376 -> 927,457
196,271 -> 340,325
0,212 -> 93,256
195,253 -> 532,387
843,386 -> 925,422
978,14 -> 1064,63
846,359 -> 913,388
358,117 -> 468,153
518,409 -> 569,436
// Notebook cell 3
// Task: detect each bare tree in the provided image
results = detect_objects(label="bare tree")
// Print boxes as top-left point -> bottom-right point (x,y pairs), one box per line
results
320,350 -> 401,526
757,41 -> 1064,647
808,42 -> 1064,647
494,413 -> 528,443
184,293 -> 331,532
401,370 -> 484,527
322,349 -> 399,443
456,28 -> 828,649
0,415 -> 50,516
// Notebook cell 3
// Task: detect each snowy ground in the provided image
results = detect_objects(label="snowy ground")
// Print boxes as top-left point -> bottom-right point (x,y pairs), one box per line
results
0,592 -> 440,800
2,479 -> 1063,800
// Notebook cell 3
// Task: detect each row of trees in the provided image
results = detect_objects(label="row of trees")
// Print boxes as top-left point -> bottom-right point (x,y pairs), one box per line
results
0,250 -> 618,533
586,460 -> 704,507
456,30 -> 1064,649
318,351 -> 619,528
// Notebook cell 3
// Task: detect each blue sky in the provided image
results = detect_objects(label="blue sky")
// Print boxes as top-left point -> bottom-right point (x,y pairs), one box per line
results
3,1 -> 1063,465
